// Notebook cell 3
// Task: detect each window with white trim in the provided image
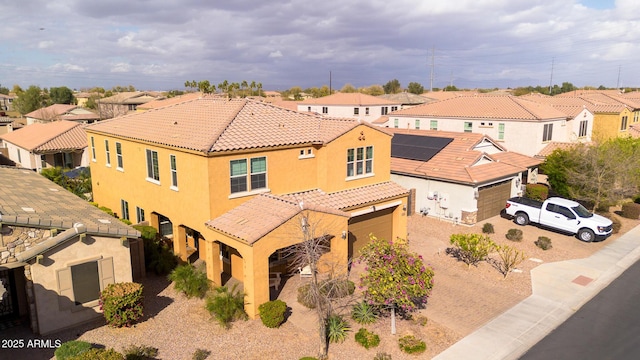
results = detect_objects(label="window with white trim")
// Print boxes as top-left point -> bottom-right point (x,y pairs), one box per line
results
415,119 -> 420,130
381,107 -> 388,115
578,120 -> 588,137
120,199 -> 129,220
543,123 -> 553,142
464,122 -> 472,133
90,136 -> 96,161
146,149 -> 159,182
105,140 -> 111,166
230,157 -> 267,194
354,108 -> 359,115
621,116 -> 628,131
394,118 -> 399,128
365,107 -> 370,115
430,120 -> 438,130
322,106 -> 328,114
116,142 -> 123,170
56,257 -> 114,309
136,206 -> 145,223
498,123 -> 505,140
170,154 -> 178,189
347,146 -> 373,177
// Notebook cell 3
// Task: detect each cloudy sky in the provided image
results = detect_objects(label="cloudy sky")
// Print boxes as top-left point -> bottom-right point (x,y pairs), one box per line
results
0,0 -> 638,92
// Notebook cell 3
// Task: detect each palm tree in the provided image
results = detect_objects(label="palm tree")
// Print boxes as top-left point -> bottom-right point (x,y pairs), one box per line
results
250,81 -> 257,96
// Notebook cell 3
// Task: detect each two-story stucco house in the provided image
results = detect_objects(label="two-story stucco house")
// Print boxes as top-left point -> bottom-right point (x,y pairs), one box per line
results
379,95 -> 574,157
297,93 -> 402,123
85,96 -> 409,318
25,104 -> 100,125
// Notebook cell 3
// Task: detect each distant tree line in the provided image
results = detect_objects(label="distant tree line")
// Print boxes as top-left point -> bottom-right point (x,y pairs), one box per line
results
184,80 -> 263,98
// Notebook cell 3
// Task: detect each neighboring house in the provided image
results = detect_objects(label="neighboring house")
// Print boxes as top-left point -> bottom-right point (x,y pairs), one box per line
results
389,128 -> 540,224
85,96 -> 409,318
0,116 -> 14,135
379,95 -> 573,157
378,92 -> 434,109
0,120 -> 89,171
262,91 -> 283,103
25,104 -> 100,125
0,93 -> 14,111
0,166 -> 140,335
297,92 -> 402,122
97,91 -> 162,119
135,92 -> 204,112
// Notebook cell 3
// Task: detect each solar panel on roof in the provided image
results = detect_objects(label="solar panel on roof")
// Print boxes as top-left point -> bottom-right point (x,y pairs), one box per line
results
391,133 -> 454,162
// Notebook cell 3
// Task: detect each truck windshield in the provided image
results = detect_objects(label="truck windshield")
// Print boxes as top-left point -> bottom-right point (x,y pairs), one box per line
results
572,204 -> 593,218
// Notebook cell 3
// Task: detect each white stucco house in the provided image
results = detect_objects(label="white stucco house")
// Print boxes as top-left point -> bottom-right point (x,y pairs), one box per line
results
388,128 -> 541,224
297,92 -> 402,123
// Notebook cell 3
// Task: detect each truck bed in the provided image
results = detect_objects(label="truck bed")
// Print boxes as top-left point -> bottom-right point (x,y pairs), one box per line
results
507,196 -> 543,209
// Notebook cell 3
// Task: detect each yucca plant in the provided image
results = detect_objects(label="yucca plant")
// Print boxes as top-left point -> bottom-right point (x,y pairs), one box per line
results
326,314 -> 350,343
205,284 -> 248,329
168,263 -> 210,299
351,301 -> 378,324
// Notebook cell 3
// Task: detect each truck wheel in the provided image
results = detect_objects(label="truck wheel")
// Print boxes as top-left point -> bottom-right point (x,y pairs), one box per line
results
578,229 -> 595,242
515,213 -> 529,226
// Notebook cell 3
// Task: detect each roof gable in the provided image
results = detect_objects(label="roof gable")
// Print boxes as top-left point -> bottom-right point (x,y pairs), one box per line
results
298,92 -> 399,106
0,120 -> 85,151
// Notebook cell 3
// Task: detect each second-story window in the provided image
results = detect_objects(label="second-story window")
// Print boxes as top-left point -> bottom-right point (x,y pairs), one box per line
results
230,157 -> 267,194
90,136 -> 96,161
354,108 -> 360,115
543,124 -> 553,142
464,122 -> 473,133
105,140 -> 111,166
498,123 -> 505,140
415,119 -> 420,130
394,118 -> 399,128
365,107 -> 370,115
621,115 -> 628,131
382,107 -> 388,115
322,107 -> 328,114
170,154 -> 178,189
347,146 -> 373,177
579,120 -> 588,137
146,149 -> 160,182
116,142 -> 123,170
430,120 -> 438,130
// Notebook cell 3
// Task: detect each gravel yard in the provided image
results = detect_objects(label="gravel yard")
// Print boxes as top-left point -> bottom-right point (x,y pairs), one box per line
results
1,211 -> 636,360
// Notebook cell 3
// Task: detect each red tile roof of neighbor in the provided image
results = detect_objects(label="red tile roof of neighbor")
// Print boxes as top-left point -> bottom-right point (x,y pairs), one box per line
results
392,95 -> 568,121
205,181 -> 409,244
86,96 -> 375,153
521,93 -> 630,114
0,120 -> 87,152
535,142 -> 581,158
136,92 -> 205,110
298,92 -> 399,106
24,104 -> 100,122
388,128 -> 540,185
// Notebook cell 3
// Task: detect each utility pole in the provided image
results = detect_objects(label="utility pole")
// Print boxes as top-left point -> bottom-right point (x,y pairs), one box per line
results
548,57 -> 554,95
616,65 -> 621,90
329,71 -> 332,94
429,47 -> 435,92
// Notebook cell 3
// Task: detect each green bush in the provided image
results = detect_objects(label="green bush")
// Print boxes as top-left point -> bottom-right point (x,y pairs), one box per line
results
448,233 -> 496,267
120,218 -> 133,225
299,357 -> 319,360
373,352 -> 392,360
505,228 -> 523,242
168,264 -> 210,299
534,236 -> 552,250
525,184 -> 549,201
297,283 -> 316,309
100,282 -> 144,328
621,202 -> 640,219
122,344 -> 158,359
398,334 -> 426,354
192,349 -> 211,360
326,314 -> 350,343
482,223 -> 495,234
132,225 -> 158,241
351,301 -> 378,325
205,284 -> 247,329
68,348 -> 124,360
142,234 -> 178,275
258,299 -> 287,328
355,327 -> 380,349
99,206 -> 115,217
55,340 -> 92,360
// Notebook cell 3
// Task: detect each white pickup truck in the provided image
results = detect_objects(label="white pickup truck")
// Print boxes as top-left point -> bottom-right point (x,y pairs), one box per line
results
504,196 -> 613,242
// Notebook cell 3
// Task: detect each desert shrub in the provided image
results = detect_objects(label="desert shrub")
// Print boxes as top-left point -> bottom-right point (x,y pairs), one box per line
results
621,202 -> 640,219
326,314 -> 350,343
373,352 -> 392,360
482,223 -> 495,234
100,282 -> 144,328
398,334 -> 426,354
122,344 -> 158,360
141,232 -> 178,275
320,279 -> 355,298
412,314 -> 428,326
168,264 -> 210,299
355,327 -> 380,349
535,236 -> 553,250
525,184 -> 549,201
99,206 -> 115,217
192,349 -> 211,360
297,283 -> 316,309
205,284 -> 247,328
494,245 -> 526,278
55,340 -> 92,360
505,228 -> 523,242
448,233 -> 496,267
68,348 -> 124,360
133,225 -> 157,241
258,299 -> 287,328
351,301 -> 378,325
600,212 -> 622,234
120,218 -> 132,225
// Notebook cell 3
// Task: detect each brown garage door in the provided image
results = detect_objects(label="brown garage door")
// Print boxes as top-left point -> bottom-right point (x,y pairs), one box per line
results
348,207 -> 395,258
477,180 -> 512,221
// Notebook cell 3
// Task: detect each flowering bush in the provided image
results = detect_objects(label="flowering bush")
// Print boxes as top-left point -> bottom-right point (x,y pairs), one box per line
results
99,282 -> 144,327
358,235 -> 435,316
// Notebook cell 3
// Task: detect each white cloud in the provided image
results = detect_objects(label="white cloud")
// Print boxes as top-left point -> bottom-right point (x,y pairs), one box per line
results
268,50 -> 283,58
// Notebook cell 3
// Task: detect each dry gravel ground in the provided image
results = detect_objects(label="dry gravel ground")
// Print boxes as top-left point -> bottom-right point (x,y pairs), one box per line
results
2,210 -> 637,360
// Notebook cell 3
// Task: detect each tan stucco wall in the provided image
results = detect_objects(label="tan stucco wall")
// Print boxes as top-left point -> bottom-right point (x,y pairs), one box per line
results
30,235 -> 133,335
592,108 -> 633,141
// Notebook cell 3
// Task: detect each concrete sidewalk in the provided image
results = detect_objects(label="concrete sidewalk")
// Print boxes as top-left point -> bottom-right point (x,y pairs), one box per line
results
433,224 -> 640,360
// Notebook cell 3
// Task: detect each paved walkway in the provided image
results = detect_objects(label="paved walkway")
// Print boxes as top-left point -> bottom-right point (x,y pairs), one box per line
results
433,224 -> 640,360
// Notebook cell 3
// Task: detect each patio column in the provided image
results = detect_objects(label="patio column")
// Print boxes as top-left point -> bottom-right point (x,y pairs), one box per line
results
204,240 -> 222,287
175,225 -> 187,261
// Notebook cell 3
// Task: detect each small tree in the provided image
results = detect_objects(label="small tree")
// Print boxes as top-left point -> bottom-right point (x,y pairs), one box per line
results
494,245 -> 526,278
449,233 -> 496,267
359,235 -> 435,334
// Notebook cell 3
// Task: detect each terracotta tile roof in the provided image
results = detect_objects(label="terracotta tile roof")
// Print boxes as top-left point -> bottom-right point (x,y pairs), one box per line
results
522,94 -> 628,114
205,193 -> 349,244
205,181 -> 408,244
0,120 -> 86,152
388,128 -> 540,185
86,96 -> 361,153
378,92 -> 431,105
99,91 -> 161,104
298,92 -> 399,106
25,104 -> 77,119
629,123 -> 640,138
535,142 -> 580,158
136,92 -> 205,110
392,95 -> 567,120
0,166 -> 139,238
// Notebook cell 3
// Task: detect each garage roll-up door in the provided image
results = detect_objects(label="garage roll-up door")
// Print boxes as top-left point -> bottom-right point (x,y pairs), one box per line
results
348,206 -> 395,258
477,180 -> 512,221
